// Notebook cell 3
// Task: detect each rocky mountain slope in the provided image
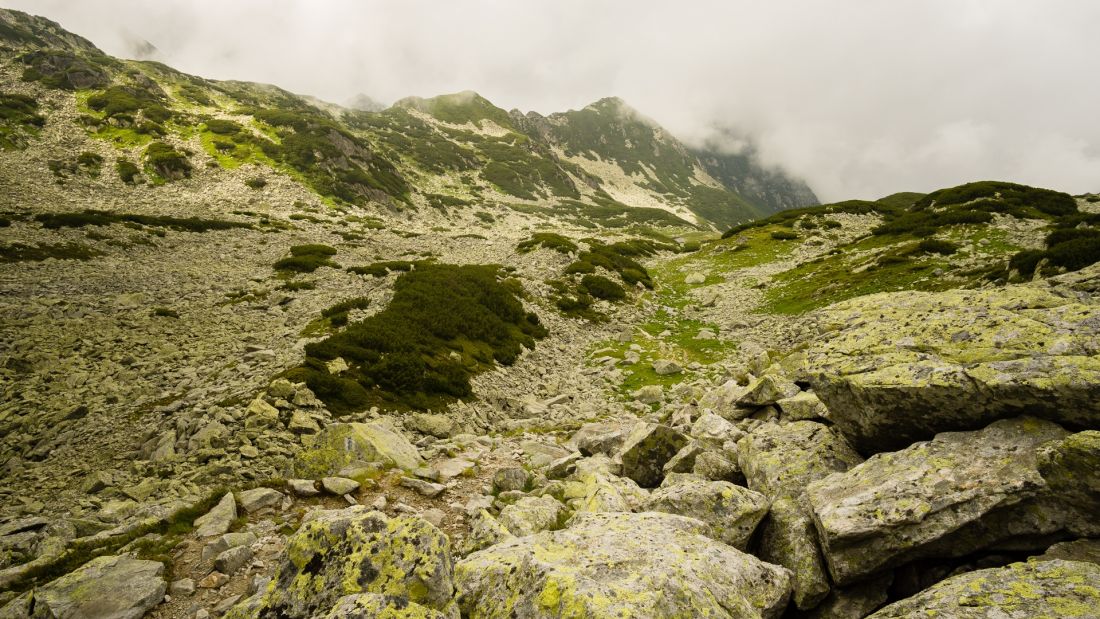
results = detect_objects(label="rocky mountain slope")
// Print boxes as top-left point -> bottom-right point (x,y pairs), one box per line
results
2,7 -> 1100,619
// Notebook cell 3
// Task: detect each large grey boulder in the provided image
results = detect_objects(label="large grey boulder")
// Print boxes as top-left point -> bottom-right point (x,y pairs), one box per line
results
497,495 -> 566,537
802,285 -> 1100,453
737,421 -> 864,609
454,512 -> 792,618
223,507 -> 455,619
807,417 -> 1099,585
616,423 -> 688,488
27,555 -> 166,619
321,593 -> 449,618
644,473 -> 768,550
867,559 -> 1100,618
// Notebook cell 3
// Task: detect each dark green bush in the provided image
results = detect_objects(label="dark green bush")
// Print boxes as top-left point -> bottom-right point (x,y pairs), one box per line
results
152,307 -> 179,318
1009,226 -> 1100,276
580,274 -> 626,301
290,244 -> 337,257
516,232 -> 578,254
1,242 -> 101,262
35,209 -> 249,232
770,230 -> 799,240
916,239 -> 959,255
564,240 -> 664,289
245,177 -> 267,190
285,263 -> 547,412
205,119 -> 242,135
274,244 -> 338,273
116,159 -> 140,184
143,142 -> 191,180
346,260 -> 415,277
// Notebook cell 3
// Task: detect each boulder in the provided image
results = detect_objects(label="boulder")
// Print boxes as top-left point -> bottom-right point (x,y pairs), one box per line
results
321,477 -> 361,496
1031,538 -> 1100,566
223,507 -> 454,619
566,422 -> 629,456
29,555 -> 165,619
692,449 -> 742,483
321,593 -> 448,618
454,512 -> 792,618
803,285 -> 1100,453
652,359 -> 683,376
866,559 -> 1100,618
738,421 -> 863,609
645,473 -> 768,549
776,391 -> 830,422
237,487 -> 284,514
461,510 -> 514,556
287,479 -> 319,497
633,385 -> 664,405
294,422 -> 423,477
497,495 -> 566,537
737,374 -> 800,407
801,573 -> 892,619
689,412 -> 744,445
215,545 -> 253,575
287,410 -> 320,434
807,417 -> 1098,585
492,467 -> 530,494
432,458 -> 477,483
201,532 -> 257,562
575,472 -> 649,514
405,413 -> 459,439
616,423 -> 688,488
194,492 -> 237,537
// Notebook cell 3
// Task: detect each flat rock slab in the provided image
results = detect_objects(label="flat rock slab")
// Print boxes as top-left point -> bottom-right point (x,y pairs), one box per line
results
645,473 -> 768,550
33,555 -> 166,619
454,511 -> 792,619
294,422 -> 423,477
867,559 -> 1100,618
803,284 -> 1100,453
807,417 -> 1083,585
194,491 -> 237,537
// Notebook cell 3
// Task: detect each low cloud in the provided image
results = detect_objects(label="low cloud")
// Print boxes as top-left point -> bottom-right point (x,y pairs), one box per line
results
4,0 -> 1098,200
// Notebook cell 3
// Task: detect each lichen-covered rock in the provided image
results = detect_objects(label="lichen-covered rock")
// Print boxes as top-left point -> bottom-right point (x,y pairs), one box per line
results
738,422 -> 864,499
27,555 -> 166,619
294,422 -> 423,477
460,510 -> 514,556
807,417 -> 1087,585
1037,429 -> 1100,514
866,559 -> 1100,618
616,423 -> 687,488
803,285 -> 1100,453
322,593 -> 449,618
802,573 -> 892,619
1032,539 -> 1100,568
776,391 -> 830,422
692,448 -> 742,483
689,412 -> 744,445
194,491 -> 237,537
497,495 -> 565,537
738,421 -> 863,609
237,487 -> 283,514
224,507 -> 454,619
644,473 -> 768,550
566,422 -> 629,457
737,374 -> 800,407
454,512 -> 792,618
574,472 -> 648,514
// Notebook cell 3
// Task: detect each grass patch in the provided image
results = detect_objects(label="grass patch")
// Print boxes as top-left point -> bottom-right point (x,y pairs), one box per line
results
284,263 -> 547,413
346,260 -> 415,277
143,141 -> 191,182
0,92 -> 45,150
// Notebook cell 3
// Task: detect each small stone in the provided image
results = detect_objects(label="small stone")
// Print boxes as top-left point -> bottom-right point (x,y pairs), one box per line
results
170,578 -> 195,596
422,508 -> 446,528
287,479 -> 319,497
492,467 -> 530,493
370,495 -> 388,511
399,477 -> 446,498
652,359 -> 683,376
288,410 -> 320,434
198,571 -> 229,589
237,487 -> 284,514
684,272 -> 706,284
214,545 -> 253,575
321,477 -> 361,495
194,492 -> 237,537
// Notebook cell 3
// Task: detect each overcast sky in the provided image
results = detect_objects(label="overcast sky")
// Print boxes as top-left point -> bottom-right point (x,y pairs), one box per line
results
4,1 -> 1098,201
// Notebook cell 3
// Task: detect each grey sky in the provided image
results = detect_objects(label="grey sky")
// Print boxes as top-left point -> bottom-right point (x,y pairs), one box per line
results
4,0 -> 1099,201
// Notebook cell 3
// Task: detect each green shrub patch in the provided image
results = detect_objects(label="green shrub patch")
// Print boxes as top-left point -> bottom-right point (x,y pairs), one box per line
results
516,232 -> 578,254
285,263 -> 547,412
273,244 -> 339,273
34,209 -> 249,232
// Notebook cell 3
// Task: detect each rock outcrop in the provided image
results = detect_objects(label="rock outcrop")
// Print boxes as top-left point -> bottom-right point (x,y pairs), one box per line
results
804,285 -> 1100,453
5,555 -> 166,619
454,512 -> 792,618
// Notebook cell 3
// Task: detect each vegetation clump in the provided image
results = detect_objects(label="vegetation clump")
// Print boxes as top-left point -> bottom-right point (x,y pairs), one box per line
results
565,239 -> 669,289
0,92 -> 46,150
273,244 -> 339,273
516,232 -> 578,255
285,263 -> 547,412
245,176 -> 267,189
116,159 -> 141,184
152,307 -> 179,318
1010,226 -> 1100,277
346,260 -> 415,277
1,242 -> 101,262
34,209 -> 250,232
770,229 -> 799,241
580,274 -> 626,301
18,50 -> 112,90
321,297 -> 371,327
917,238 -> 959,255
143,142 -> 191,181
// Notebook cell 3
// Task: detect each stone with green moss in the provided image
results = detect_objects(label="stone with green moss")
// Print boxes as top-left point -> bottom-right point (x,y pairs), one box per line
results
293,422 -> 423,478
802,283 -> 1100,453
24,555 -> 166,619
645,473 -> 768,550
322,593 -> 449,618
224,507 -> 454,619
454,512 -> 792,618
460,510 -> 514,556
1031,539 -> 1100,566
498,495 -> 566,537
867,559 -> 1100,618
615,422 -> 688,488
807,417 -> 1094,586
737,421 -> 863,608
